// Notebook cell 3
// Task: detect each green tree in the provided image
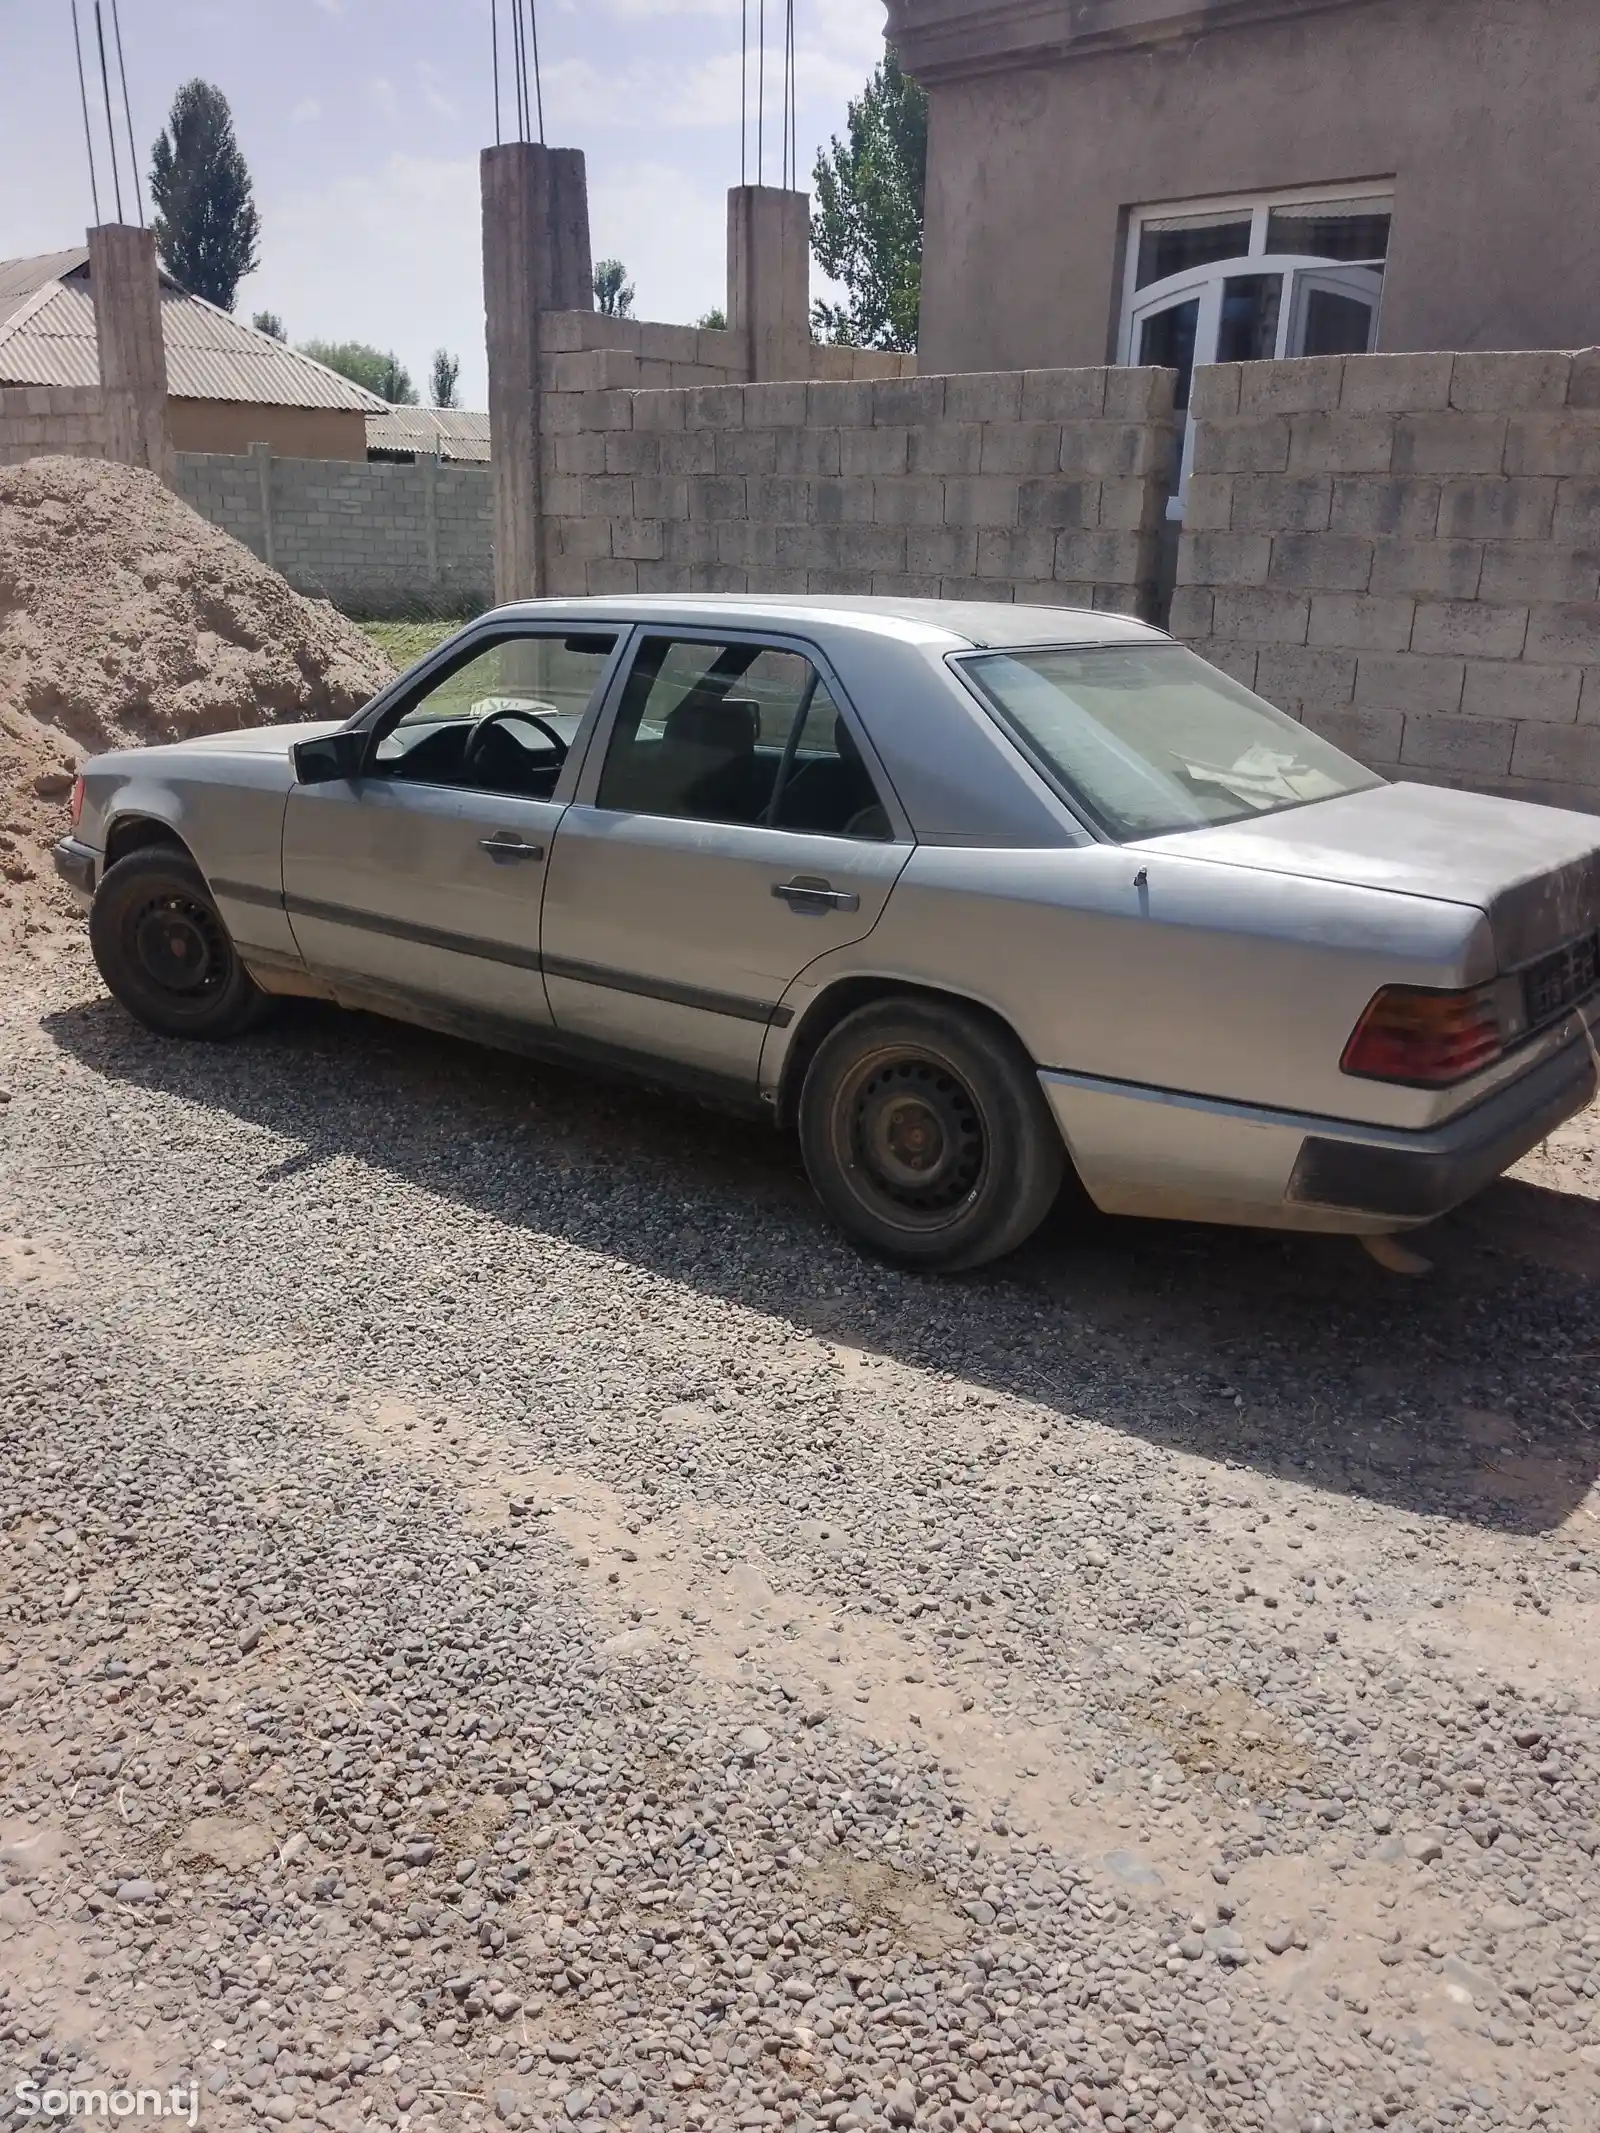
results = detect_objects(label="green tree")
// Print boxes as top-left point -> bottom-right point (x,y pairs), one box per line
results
299,339 -> 418,405
429,349 -> 461,408
149,80 -> 261,311
594,259 -> 635,318
696,306 -> 728,332
810,46 -> 927,351
251,309 -> 285,340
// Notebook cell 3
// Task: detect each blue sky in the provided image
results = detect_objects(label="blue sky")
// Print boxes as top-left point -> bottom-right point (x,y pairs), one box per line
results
1,0 -> 888,405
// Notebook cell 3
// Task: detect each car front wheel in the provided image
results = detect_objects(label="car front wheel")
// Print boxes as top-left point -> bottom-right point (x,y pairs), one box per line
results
797,997 -> 1065,1272
90,846 -> 271,1040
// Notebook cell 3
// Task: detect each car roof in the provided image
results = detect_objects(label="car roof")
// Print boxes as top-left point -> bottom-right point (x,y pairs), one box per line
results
488,593 -> 1169,651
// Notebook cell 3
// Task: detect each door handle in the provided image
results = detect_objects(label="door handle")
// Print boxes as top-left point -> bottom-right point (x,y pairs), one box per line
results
772,876 -> 860,913
479,836 -> 544,862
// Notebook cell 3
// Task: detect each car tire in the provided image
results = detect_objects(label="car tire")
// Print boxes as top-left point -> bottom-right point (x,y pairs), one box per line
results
798,996 -> 1065,1273
90,846 -> 272,1041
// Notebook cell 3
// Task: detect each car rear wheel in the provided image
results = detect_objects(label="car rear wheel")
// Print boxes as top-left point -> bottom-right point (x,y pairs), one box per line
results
90,847 -> 271,1040
798,998 -> 1065,1272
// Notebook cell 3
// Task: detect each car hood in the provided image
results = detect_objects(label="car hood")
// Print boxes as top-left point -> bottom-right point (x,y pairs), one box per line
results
136,719 -> 347,758
1137,781 -> 1600,968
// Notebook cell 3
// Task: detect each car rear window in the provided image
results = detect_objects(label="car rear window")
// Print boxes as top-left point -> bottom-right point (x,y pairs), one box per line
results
959,642 -> 1382,841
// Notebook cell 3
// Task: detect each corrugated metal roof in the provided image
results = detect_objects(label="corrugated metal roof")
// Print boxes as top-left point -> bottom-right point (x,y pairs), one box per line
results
0,252 -> 387,412
366,405 -> 492,461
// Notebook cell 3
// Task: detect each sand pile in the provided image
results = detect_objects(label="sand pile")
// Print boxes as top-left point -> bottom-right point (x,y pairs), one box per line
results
0,454 -> 395,957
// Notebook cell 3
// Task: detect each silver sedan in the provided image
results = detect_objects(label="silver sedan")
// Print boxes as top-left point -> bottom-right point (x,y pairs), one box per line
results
56,596 -> 1600,1270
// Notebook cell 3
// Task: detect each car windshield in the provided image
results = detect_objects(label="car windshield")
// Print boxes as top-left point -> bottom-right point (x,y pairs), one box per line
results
961,642 -> 1382,841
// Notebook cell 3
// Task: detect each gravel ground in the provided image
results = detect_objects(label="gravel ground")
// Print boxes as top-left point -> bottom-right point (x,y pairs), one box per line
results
2,947 -> 1599,2133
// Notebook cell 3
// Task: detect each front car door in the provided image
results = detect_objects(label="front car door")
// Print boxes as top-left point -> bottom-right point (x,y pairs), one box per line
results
281,626 -> 623,1034
540,629 -> 913,1088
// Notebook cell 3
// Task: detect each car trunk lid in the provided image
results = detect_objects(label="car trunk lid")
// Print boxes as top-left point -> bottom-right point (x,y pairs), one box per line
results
1136,781 -> 1600,970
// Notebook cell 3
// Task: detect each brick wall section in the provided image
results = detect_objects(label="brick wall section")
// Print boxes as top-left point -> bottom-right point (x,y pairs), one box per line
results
1172,350 -> 1600,813
535,367 -> 1177,615
172,450 -> 492,614
0,384 -> 107,466
536,310 -> 916,389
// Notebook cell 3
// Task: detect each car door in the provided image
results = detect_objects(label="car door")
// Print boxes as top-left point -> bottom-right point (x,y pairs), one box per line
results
540,629 -> 913,1085
281,626 -> 624,1031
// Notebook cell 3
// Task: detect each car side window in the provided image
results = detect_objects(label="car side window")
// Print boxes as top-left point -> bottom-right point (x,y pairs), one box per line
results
596,636 -> 891,838
372,632 -> 617,800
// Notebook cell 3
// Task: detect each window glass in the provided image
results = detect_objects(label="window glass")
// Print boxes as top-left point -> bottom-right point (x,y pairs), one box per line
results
961,643 -> 1381,843
1298,286 -> 1379,357
597,636 -> 889,837
374,632 -> 616,796
1266,203 -> 1390,262
1139,298 -> 1200,411
1218,274 -> 1283,363
1136,213 -> 1253,289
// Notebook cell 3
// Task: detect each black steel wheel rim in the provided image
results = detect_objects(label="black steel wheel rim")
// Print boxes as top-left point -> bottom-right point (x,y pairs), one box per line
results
845,1051 -> 987,1227
130,891 -> 230,998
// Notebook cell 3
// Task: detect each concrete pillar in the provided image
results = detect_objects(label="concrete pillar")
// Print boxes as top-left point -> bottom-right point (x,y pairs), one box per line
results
727,185 -> 811,383
249,439 -> 276,570
89,223 -> 173,483
481,142 -> 593,604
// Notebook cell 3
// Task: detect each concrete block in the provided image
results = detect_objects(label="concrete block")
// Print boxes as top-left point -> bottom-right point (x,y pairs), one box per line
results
1369,539 -> 1484,600
686,475 -> 748,519
936,577 -> 1012,604
1254,645 -> 1357,714
1104,366 -> 1176,421
976,423 -> 1061,476
1328,476 -> 1440,538
842,426 -> 911,476
1180,529 -> 1272,585
662,518 -> 721,564
1439,479 -> 1556,541
548,514 -> 612,562
1021,368 -> 1106,422
1304,703 -> 1404,764
605,431 -> 662,476
745,476 -> 809,521
1354,653 -> 1466,714
1192,417 -> 1292,475
1401,712 -> 1515,776
544,553 -> 590,596
1229,474 -> 1331,533
549,349 -> 640,391
579,474 -> 634,517
631,476 -> 690,520
1211,588 -> 1310,645
806,478 -> 876,525
906,423 -> 982,476
830,523 -> 909,573
944,476 -> 1021,527
1098,477 -> 1165,530
870,571 -> 945,599
1181,474 -> 1234,531
945,371 -> 1025,424
872,476 -> 948,526
773,426 -> 842,476
740,379 -> 809,427
1267,532 -> 1375,591
669,363 -> 731,388
1307,591 -> 1415,650
976,528 -> 1060,580
873,376 -> 947,426
638,321 -> 703,365
1509,722 -> 1600,782
1017,478 -> 1100,530
1055,529 -> 1146,583
807,380 -> 876,428
907,526 -> 980,575
684,385 -> 746,430
1196,640 -> 1261,688
716,520 -> 778,569
1014,579 -> 1097,608
715,429 -> 778,475
1189,364 -> 1243,419
1392,414 -> 1508,476
1338,352 -> 1455,414
1238,356 -> 1346,416
612,518 -> 665,562
1461,663 -> 1581,724
698,327 -> 747,371
1525,603 -> 1600,664
1503,413 -> 1600,479
1167,585 -> 1215,638
635,361 -> 674,390
1581,669 -> 1600,725
1059,422 -> 1165,479
1552,482 -> 1600,544
542,473 -> 582,517
806,567 -> 871,595
658,432 -> 718,476
1569,351 -> 1600,411
1411,601 -> 1529,661
1450,350 -> 1572,413
1287,413 -> 1395,476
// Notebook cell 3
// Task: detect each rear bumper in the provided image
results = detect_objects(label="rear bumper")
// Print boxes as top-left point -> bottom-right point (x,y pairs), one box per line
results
1040,1030 -> 1598,1234
52,836 -> 97,905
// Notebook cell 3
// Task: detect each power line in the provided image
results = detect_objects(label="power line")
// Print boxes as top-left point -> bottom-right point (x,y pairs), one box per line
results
109,0 -> 143,224
509,0 -> 526,141
526,0 -> 545,146
92,2 -> 125,222
70,1 -> 102,223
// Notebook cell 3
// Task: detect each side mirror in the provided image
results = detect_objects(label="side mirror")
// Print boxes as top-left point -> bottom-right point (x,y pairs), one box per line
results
291,729 -> 367,784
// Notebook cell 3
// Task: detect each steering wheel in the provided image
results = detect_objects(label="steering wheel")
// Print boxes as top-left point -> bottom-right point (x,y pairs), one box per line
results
461,703 -> 570,778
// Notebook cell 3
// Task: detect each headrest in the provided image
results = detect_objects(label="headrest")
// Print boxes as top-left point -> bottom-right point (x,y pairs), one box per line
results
663,692 -> 758,753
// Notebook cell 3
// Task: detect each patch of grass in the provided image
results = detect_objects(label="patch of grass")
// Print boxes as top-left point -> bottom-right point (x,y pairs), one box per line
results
357,618 -> 460,670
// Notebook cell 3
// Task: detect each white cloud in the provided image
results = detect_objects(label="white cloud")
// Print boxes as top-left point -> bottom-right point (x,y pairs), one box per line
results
289,97 -> 322,125
369,75 -> 401,125
416,64 -> 460,124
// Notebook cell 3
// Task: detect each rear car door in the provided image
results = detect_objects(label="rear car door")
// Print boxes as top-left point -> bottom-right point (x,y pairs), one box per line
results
281,627 -> 622,1031
540,630 -> 912,1085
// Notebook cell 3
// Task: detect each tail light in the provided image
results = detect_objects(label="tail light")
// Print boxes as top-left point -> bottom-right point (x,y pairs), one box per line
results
1341,984 -> 1503,1087
70,777 -> 85,829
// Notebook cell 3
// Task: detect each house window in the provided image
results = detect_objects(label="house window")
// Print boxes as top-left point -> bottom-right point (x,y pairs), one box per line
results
1120,184 -> 1393,514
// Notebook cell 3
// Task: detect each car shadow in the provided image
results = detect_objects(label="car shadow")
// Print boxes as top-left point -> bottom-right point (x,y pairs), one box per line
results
40,991 -> 1600,1538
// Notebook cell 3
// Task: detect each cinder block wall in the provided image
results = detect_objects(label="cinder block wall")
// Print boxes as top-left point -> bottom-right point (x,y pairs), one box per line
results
536,368 -> 1177,616
0,385 -> 108,466
537,310 -> 916,389
1172,351 -> 1600,814
173,450 -> 493,614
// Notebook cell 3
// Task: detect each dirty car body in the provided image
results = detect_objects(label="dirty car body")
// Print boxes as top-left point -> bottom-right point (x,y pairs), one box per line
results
58,596 -> 1600,1253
